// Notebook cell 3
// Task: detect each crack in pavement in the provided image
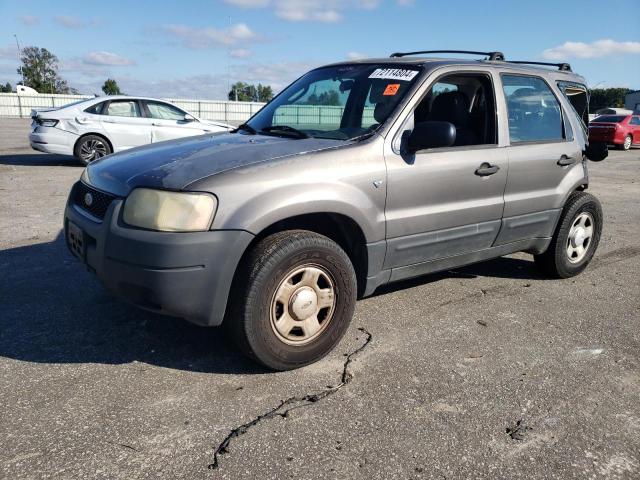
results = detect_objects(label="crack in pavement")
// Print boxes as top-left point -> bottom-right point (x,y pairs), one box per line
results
208,327 -> 373,471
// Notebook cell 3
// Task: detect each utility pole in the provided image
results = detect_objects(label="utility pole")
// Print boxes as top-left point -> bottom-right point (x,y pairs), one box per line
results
226,15 -> 231,101
14,34 -> 24,85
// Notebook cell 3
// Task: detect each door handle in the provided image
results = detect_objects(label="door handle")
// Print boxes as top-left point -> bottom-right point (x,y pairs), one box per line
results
475,162 -> 500,176
557,155 -> 575,166
152,122 -> 161,126
102,119 -> 116,123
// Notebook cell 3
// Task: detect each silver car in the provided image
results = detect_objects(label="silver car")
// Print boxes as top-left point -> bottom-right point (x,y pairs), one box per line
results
29,95 -> 232,164
64,51 -> 607,370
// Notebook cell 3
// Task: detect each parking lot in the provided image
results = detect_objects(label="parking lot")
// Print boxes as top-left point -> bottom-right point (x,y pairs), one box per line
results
1,117 -> 639,479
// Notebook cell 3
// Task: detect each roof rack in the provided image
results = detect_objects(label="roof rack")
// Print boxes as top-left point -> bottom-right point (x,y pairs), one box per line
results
508,60 -> 572,72
389,50 -> 505,61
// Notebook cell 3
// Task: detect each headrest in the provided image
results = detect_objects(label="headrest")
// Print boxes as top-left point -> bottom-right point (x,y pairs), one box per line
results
429,91 -> 470,128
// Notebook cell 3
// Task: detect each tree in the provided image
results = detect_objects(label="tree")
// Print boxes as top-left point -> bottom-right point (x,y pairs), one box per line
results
305,90 -> 340,106
102,78 -> 122,95
589,88 -> 631,113
228,82 -> 273,102
0,82 -> 12,93
17,46 -> 74,94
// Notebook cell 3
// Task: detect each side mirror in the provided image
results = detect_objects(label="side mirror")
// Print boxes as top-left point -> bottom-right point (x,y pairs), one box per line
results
406,121 -> 456,152
585,141 -> 608,162
183,113 -> 196,122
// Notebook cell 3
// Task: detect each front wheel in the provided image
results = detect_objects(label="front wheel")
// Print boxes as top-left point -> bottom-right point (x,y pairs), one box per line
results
227,230 -> 357,371
534,191 -> 602,278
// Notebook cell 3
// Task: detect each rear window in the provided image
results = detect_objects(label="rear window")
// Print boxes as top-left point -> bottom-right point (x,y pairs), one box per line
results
593,115 -> 626,123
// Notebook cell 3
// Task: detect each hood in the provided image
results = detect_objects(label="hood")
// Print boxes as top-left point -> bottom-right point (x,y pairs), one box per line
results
199,119 -> 233,129
85,132 -> 344,197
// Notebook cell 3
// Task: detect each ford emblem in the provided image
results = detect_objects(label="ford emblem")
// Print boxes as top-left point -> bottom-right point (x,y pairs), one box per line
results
84,192 -> 93,206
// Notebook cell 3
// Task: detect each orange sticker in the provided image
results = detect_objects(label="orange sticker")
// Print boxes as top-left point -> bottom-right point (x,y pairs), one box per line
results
383,84 -> 400,96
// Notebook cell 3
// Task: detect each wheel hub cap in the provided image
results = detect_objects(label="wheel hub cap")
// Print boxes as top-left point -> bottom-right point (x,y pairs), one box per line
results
567,212 -> 594,263
289,287 -> 318,321
270,264 -> 336,345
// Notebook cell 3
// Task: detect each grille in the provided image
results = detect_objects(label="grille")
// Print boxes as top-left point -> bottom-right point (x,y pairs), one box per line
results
73,182 -> 117,220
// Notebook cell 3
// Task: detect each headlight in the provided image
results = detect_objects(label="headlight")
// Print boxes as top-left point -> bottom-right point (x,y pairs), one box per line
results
80,168 -> 90,184
122,188 -> 217,232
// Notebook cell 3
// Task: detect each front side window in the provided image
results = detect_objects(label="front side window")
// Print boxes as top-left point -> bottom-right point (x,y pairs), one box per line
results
409,73 -> 497,148
146,101 -> 186,120
246,64 -> 423,140
630,117 -> 640,125
104,100 -> 141,117
502,75 -> 563,143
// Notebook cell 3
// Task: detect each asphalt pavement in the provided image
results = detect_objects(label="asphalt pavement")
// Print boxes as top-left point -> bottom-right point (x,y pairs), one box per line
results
1,118 -> 639,479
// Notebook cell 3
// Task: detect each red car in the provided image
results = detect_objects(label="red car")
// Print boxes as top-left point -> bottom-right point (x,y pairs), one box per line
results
589,114 -> 640,151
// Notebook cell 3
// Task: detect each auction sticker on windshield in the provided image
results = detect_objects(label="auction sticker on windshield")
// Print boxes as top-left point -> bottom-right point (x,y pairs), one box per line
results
369,68 -> 419,81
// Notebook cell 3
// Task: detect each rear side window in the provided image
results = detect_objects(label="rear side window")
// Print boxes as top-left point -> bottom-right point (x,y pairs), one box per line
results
145,101 -> 186,120
502,75 -> 563,143
84,102 -> 105,114
104,100 -> 141,117
594,115 -> 626,123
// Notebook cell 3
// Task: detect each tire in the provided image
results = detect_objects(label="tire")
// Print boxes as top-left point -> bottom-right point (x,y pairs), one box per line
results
227,230 -> 357,371
74,135 -> 112,165
534,191 -> 602,278
617,135 -> 632,151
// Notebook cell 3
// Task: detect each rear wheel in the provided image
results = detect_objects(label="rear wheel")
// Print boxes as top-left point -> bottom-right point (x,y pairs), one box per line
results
227,230 -> 357,371
619,135 -> 632,151
534,191 -> 602,278
74,135 -> 111,165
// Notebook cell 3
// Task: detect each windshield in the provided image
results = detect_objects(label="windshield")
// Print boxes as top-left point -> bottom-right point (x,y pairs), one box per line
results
593,115 -> 626,123
246,64 -> 423,140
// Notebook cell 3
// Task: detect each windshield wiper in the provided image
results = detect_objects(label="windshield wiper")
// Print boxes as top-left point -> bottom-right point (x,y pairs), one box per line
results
349,131 -> 378,143
235,123 -> 257,134
260,125 -> 310,139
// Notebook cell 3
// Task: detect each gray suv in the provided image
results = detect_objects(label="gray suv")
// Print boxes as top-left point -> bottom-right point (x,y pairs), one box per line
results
64,50 -> 606,370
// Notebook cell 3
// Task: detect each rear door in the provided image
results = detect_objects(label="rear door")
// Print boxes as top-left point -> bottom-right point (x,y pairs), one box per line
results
629,116 -> 640,144
99,99 -> 153,151
495,73 -> 584,245
143,100 -> 209,143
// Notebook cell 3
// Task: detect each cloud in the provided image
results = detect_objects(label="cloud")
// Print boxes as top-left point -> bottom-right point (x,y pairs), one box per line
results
53,15 -> 86,28
224,0 -> 270,6
82,51 -> 135,66
164,23 -> 257,49
224,0 -> 381,22
396,0 -> 414,5
230,48 -> 253,59
19,15 -> 39,26
542,39 -> 640,60
0,45 -> 19,61
346,51 -> 368,60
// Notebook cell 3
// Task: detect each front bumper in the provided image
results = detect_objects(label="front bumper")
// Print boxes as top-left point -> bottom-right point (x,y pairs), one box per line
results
64,188 -> 254,326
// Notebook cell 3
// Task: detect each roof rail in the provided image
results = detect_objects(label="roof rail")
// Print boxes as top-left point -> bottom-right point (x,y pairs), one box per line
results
389,50 -> 505,61
508,60 -> 572,72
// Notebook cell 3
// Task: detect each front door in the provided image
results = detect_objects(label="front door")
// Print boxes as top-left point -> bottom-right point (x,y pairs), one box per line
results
383,70 -> 507,275
143,100 -> 209,143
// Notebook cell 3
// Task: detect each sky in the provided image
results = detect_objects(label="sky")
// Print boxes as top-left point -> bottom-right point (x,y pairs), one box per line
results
0,0 -> 639,100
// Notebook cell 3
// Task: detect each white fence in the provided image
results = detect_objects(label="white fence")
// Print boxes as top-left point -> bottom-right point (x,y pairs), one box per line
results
0,93 -> 266,123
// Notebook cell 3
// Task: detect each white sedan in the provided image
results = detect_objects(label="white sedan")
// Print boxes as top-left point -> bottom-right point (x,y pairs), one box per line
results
29,96 -> 233,164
